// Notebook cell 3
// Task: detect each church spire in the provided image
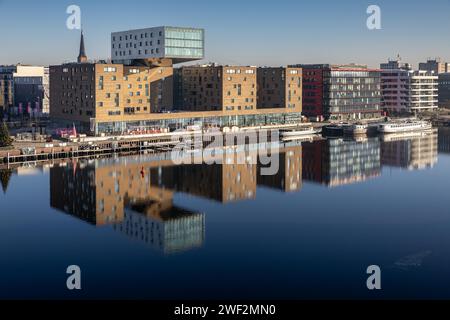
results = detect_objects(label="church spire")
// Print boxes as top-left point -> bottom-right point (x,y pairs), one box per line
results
77,30 -> 87,63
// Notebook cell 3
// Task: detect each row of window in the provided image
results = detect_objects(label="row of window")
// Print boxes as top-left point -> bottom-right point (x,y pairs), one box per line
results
113,31 -> 163,42
115,48 -> 160,57
225,69 -> 255,74
113,40 -> 161,49
225,106 -> 254,111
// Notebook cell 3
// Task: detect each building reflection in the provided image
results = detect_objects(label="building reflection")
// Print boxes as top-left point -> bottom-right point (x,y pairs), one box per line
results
438,127 -> 450,154
302,138 -> 381,187
257,146 -> 303,192
49,144 -> 303,253
381,130 -> 438,170
115,201 -> 205,254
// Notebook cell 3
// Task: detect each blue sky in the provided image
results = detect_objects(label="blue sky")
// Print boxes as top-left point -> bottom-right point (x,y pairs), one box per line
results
1,0 -> 449,68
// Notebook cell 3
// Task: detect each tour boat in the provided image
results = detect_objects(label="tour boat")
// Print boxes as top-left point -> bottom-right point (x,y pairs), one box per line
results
378,120 -> 432,134
281,126 -> 322,138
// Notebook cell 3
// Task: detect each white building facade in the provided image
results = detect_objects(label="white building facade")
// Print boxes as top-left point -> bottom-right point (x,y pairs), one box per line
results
409,71 -> 438,112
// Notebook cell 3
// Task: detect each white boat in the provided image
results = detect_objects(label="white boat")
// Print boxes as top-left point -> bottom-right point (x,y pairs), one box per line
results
378,120 -> 432,134
343,124 -> 368,135
281,126 -> 322,137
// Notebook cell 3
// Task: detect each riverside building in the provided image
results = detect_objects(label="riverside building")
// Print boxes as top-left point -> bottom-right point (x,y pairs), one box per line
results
257,67 -> 302,113
380,59 -> 438,113
51,29 -> 303,135
292,64 -> 382,121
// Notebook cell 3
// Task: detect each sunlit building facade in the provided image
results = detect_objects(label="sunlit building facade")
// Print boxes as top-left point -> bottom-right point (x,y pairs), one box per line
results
111,26 -> 205,65
292,64 -> 382,121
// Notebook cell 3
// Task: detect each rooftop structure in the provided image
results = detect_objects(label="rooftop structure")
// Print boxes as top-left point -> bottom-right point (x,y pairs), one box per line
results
111,26 -> 205,66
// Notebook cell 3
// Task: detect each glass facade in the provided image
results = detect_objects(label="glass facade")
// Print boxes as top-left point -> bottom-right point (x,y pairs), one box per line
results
164,27 -> 204,59
95,112 -> 302,135
324,70 -> 381,118
326,138 -> 381,186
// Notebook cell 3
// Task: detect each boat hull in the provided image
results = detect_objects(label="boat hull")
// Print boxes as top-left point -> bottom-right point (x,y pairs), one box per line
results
378,123 -> 432,134
281,128 -> 322,137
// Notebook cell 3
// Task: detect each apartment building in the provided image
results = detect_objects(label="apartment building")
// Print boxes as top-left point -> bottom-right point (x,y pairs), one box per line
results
438,73 -> 450,109
257,67 -> 302,113
409,70 -> 439,112
380,59 -> 438,113
380,59 -> 412,113
50,62 -> 173,132
419,58 -> 449,74
174,64 -> 258,113
292,64 -> 382,121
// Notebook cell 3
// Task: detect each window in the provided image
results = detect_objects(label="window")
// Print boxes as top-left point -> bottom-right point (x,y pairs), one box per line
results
104,67 -> 117,73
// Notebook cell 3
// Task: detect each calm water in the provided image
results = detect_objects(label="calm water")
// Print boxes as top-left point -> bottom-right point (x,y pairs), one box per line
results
1,128 -> 450,300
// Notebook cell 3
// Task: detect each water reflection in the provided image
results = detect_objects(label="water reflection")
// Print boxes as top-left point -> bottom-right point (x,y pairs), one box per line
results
439,127 -> 450,154
2,130 -> 441,255
381,131 -> 438,170
302,137 -> 381,187
48,143 -> 304,253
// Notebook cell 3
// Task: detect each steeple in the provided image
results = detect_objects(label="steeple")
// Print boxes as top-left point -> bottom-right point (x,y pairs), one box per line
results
77,30 -> 88,63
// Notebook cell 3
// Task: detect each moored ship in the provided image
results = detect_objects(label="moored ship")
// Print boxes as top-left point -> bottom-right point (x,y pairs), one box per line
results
378,120 -> 432,134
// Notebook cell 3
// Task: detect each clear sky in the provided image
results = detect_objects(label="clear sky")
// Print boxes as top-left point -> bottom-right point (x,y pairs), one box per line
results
1,0 -> 449,68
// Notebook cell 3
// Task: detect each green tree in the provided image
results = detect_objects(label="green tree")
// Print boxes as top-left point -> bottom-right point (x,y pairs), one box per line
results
0,121 -> 13,147
0,169 -> 12,194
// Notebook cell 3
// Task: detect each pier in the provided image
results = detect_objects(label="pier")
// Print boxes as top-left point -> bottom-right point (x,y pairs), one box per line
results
0,124 -> 312,166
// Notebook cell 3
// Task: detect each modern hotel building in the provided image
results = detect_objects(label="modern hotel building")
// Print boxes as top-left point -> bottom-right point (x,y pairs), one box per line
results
291,64 -> 382,121
111,26 -> 205,65
50,28 -> 303,135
